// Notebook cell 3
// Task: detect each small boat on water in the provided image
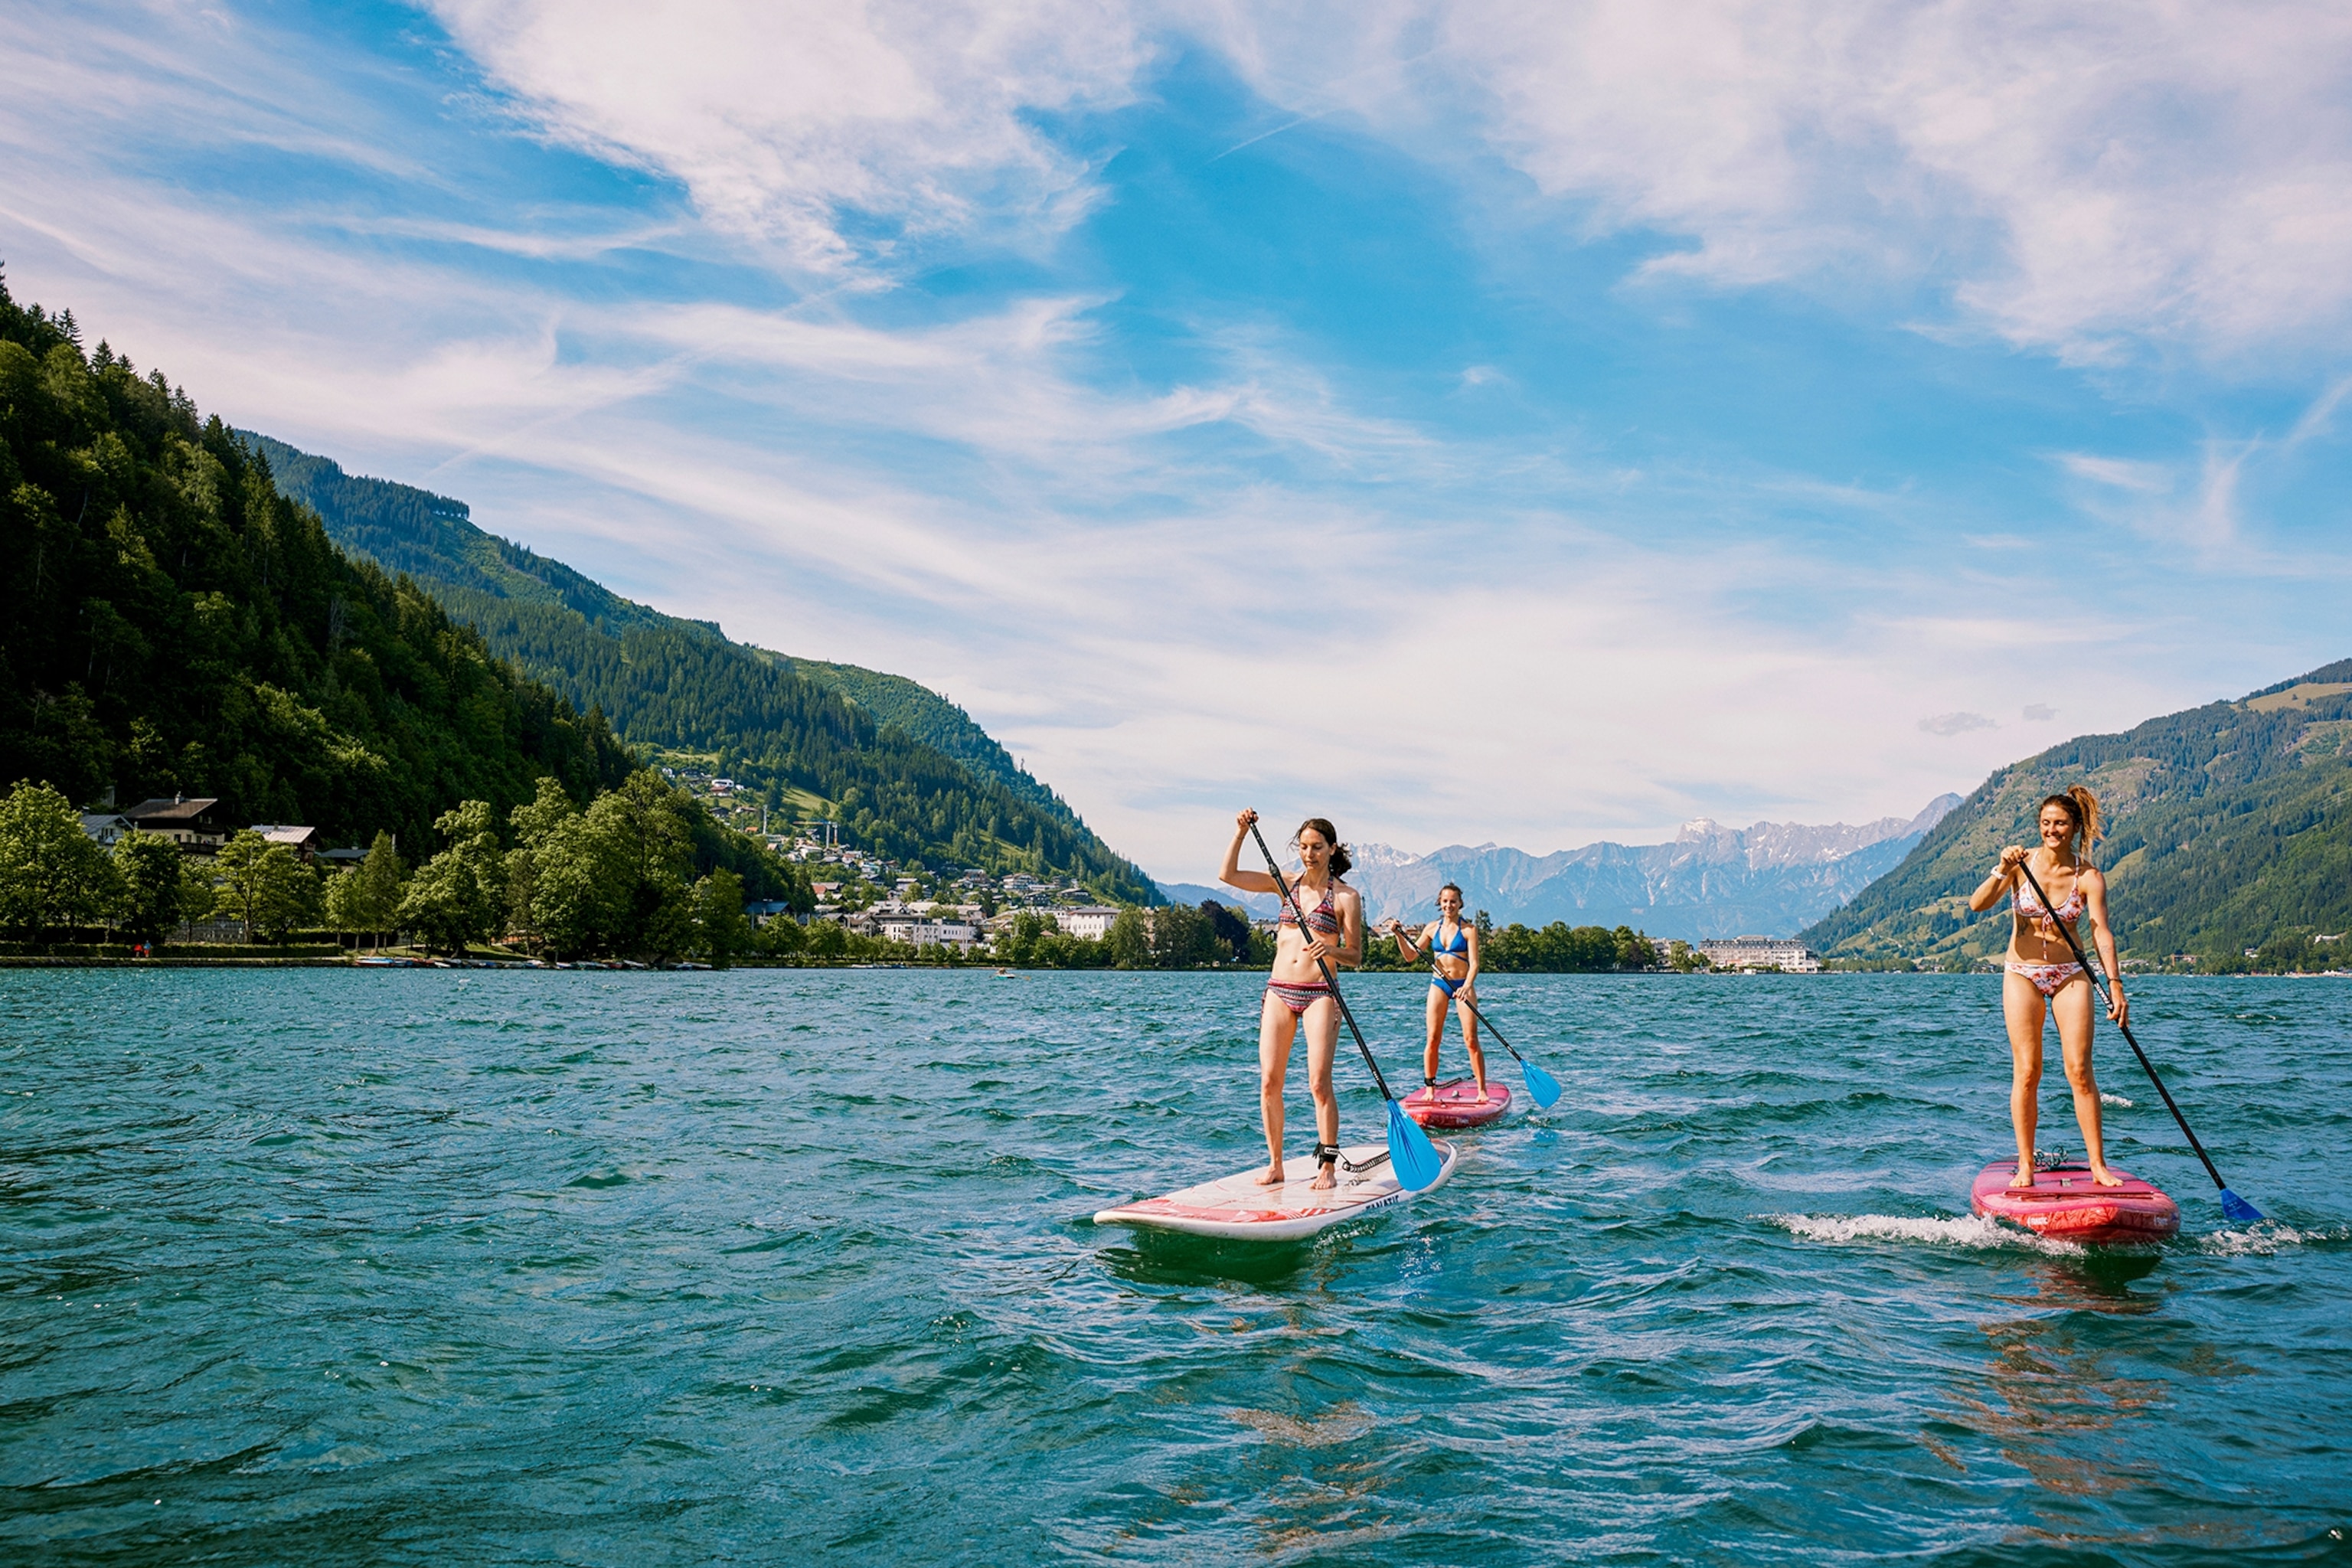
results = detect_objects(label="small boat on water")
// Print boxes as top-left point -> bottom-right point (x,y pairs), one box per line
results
1970,1158 -> 2180,1244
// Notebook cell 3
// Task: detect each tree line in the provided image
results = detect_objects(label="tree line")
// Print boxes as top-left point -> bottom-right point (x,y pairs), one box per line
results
0,770 -> 812,962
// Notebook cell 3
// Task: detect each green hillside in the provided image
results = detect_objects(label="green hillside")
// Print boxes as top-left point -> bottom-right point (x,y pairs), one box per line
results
1802,661 -> 2352,970
0,275 -> 638,845
240,435 -> 1154,901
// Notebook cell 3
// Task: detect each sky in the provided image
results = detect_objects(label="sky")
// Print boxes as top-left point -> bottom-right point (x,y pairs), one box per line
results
4,1 -> 2350,880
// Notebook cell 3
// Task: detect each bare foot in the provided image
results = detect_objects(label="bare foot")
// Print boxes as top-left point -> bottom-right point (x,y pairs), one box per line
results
2010,1163 -> 2037,1189
1475,1080 -> 1490,1099
1309,1165 -> 1336,1191
1255,1163 -> 1284,1187
2090,1165 -> 2122,1187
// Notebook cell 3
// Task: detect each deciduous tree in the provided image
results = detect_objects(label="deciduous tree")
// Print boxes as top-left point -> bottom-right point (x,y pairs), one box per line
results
394,801 -> 504,955
212,830 -> 321,943
0,781 -> 116,938
111,831 -> 203,946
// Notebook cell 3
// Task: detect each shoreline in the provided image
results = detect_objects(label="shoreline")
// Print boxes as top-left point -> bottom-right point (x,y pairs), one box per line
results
2,955 -> 2345,977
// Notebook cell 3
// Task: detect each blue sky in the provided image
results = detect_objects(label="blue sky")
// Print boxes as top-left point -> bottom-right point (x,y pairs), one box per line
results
5,2 -> 2350,877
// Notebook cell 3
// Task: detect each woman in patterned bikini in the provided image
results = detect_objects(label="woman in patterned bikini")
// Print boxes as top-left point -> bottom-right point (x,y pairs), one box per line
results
1219,809 -> 1364,1190
1967,786 -> 2130,1191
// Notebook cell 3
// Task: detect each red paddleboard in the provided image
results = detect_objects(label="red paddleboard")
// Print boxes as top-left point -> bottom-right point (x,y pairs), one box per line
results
1402,1077 -> 1511,1129
1970,1159 -> 2180,1244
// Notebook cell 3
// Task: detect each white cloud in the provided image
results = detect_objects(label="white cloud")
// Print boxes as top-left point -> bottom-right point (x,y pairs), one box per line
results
2,0 -> 2328,878
1919,712 -> 1998,737
425,0 -> 1154,271
2059,453 -> 2171,495
419,3 -> 2352,358
1201,1 -> 2352,362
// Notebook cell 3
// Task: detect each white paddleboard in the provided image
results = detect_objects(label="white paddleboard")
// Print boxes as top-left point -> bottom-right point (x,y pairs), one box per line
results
1092,1139 -> 1458,1242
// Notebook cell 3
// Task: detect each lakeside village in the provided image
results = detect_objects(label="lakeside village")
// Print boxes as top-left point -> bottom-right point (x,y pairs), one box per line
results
19,773 -> 2311,975
0,766 -> 1847,972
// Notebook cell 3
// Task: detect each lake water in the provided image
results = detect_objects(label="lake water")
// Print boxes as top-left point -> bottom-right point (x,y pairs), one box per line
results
2,969 -> 2347,1564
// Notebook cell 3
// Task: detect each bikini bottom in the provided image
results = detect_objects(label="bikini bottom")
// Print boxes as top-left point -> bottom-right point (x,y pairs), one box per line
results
1265,979 -> 1331,1016
2007,960 -> 2086,998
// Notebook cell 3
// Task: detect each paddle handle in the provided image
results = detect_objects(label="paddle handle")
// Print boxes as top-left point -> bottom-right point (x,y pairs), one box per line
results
2012,859 -> 2233,1196
1248,819 -> 1399,1103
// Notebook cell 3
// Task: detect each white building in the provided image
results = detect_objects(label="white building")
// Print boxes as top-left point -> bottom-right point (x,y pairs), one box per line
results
875,913 -> 979,951
1698,936 -> 1821,973
1055,906 -> 1123,941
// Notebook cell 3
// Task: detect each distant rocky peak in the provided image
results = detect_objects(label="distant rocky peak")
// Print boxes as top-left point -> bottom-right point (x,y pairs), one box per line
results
1909,792 -> 1964,835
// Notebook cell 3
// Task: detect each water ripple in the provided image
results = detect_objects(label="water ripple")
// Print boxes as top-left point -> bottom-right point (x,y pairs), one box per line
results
0,969 -> 2344,1563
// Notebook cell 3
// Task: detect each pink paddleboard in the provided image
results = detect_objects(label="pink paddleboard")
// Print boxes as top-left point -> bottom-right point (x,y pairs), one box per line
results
1402,1076 -> 1511,1129
1970,1159 -> 2180,1244
1093,1140 -> 1459,1241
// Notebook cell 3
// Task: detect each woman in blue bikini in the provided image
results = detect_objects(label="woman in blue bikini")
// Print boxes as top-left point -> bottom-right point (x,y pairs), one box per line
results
1967,786 -> 2129,1190
1220,810 -> 1364,1190
1386,884 -> 1486,1098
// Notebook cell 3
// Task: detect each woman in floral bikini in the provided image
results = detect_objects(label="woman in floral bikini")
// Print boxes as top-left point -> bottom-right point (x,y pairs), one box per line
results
1967,786 -> 2131,1190
1219,809 -> 1364,1190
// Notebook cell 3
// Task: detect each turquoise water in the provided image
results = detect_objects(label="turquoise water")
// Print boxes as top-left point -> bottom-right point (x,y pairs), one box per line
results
3,969 -> 2347,1564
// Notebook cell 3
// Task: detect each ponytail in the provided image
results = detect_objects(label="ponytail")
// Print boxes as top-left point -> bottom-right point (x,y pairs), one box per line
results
2069,785 -> 2102,849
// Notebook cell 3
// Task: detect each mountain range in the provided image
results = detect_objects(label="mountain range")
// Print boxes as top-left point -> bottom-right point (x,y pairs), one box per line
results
1161,795 -> 1960,938
1802,659 -> 2352,969
243,434 -> 1157,903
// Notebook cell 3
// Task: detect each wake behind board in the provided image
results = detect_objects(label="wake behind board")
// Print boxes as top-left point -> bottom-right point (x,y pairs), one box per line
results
1402,1076 -> 1511,1129
1970,1159 -> 2180,1244
1093,1140 -> 1458,1242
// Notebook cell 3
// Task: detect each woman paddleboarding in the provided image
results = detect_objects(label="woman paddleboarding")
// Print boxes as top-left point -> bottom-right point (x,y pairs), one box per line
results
1385,884 -> 1488,1098
1967,786 -> 2129,1191
1220,810 -> 1365,1190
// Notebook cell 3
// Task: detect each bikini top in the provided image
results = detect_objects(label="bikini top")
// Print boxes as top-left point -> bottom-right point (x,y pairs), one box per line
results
2014,877 -> 2085,924
1430,920 -> 1469,956
1279,880 -> 1343,936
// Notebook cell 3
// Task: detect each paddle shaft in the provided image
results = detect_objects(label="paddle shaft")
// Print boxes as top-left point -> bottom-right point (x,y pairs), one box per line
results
2013,858 -> 2233,1194
1248,820 -> 1401,1102
1452,991 -> 1530,1070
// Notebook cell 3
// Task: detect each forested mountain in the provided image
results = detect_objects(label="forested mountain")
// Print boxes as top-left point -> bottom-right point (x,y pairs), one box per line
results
0,275 -> 639,850
240,435 -> 1155,901
1802,662 -> 2352,969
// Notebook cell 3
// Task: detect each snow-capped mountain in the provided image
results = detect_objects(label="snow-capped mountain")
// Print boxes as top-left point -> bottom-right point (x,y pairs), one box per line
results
1160,795 -> 1960,940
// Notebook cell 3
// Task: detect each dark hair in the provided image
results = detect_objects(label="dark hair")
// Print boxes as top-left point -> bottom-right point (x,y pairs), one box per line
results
2037,786 -> 2103,854
1436,882 -> 1464,903
1295,818 -> 1352,879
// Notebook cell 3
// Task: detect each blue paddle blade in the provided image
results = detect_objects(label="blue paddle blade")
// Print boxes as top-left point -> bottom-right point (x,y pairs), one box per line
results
1521,1057 -> 1563,1109
1385,1099 -> 1446,1191
2219,1188 -> 2264,1224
